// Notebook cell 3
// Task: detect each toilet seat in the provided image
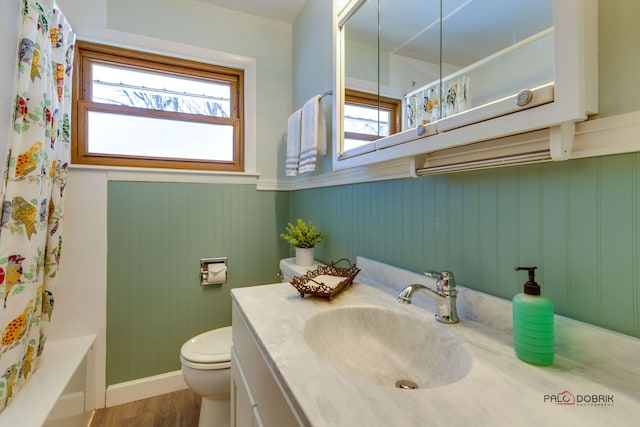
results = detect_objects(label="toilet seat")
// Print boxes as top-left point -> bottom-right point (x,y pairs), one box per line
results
180,326 -> 232,369
180,356 -> 231,370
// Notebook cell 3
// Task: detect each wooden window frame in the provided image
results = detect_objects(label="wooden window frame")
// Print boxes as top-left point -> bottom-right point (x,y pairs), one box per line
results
72,41 -> 244,172
344,89 -> 401,142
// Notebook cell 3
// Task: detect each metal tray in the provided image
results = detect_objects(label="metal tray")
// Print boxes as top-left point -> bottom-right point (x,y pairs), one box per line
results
289,258 -> 360,300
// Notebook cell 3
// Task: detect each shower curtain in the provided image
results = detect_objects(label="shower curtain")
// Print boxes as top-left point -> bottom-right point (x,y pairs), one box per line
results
0,0 -> 74,412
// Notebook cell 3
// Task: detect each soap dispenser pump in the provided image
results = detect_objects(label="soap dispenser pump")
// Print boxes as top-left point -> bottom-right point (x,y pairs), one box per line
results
512,266 -> 554,366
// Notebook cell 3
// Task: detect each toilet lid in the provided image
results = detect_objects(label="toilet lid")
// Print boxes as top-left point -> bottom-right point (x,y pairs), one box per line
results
180,326 -> 232,364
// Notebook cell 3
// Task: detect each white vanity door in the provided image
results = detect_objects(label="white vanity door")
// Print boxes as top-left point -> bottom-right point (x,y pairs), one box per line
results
231,303 -> 300,427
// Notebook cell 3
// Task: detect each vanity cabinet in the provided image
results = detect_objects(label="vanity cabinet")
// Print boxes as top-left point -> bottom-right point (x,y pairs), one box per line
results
230,302 -> 300,427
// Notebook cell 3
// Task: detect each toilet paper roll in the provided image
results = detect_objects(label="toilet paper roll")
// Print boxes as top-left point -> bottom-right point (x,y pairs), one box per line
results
207,263 -> 227,284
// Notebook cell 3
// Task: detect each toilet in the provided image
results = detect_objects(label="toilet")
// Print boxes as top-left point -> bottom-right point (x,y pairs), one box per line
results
180,326 -> 232,427
279,257 -> 320,282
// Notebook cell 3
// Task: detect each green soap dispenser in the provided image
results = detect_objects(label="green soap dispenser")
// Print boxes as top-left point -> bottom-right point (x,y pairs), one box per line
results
512,267 -> 554,366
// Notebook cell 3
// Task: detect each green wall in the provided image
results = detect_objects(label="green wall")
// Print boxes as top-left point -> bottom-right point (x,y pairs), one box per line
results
106,182 -> 289,385
291,154 -> 640,338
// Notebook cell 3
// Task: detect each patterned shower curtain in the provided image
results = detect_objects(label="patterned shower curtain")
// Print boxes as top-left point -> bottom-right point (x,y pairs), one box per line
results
0,0 -> 74,412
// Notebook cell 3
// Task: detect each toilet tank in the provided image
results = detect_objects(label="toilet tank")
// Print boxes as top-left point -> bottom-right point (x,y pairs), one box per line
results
279,258 -> 323,282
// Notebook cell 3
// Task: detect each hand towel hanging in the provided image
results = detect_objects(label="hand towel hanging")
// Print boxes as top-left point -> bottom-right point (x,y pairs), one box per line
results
286,109 -> 302,176
298,95 -> 327,174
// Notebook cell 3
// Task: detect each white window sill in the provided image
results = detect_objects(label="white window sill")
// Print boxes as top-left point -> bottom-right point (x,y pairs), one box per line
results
69,163 -> 260,185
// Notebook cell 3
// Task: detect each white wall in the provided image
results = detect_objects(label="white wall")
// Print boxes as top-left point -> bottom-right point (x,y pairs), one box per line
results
55,0 -> 107,29
290,0 -> 334,178
48,169 -> 108,407
58,0 -> 291,182
104,0 -> 291,182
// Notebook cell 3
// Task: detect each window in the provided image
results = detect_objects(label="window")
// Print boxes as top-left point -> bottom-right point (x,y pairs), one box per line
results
343,89 -> 401,152
72,42 -> 244,171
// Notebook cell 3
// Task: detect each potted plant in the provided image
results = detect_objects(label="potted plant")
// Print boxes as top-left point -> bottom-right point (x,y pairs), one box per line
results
280,219 -> 326,266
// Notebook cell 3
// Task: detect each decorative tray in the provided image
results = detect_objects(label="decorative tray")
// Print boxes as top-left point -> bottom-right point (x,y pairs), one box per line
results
289,258 -> 360,300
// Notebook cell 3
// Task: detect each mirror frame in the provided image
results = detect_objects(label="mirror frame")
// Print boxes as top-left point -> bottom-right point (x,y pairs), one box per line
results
333,0 -> 598,172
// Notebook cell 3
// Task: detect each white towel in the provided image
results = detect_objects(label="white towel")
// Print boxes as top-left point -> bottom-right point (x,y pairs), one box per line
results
286,109 -> 302,176
298,95 -> 326,174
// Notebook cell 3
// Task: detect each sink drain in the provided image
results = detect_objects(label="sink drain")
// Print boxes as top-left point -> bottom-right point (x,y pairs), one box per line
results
395,379 -> 419,390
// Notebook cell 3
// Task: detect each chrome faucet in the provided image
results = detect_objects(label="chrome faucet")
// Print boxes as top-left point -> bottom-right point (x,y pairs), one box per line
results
396,270 -> 459,324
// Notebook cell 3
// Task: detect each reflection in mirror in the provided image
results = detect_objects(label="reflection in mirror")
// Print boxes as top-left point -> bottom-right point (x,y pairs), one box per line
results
343,0 -> 379,91
343,89 -> 401,152
340,0 -> 554,156
435,0 -> 553,124
342,0 -> 383,153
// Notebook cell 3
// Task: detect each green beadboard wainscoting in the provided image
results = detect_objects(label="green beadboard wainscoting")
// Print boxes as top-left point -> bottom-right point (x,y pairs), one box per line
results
291,153 -> 640,339
107,182 -> 290,385
106,154 -> 640,385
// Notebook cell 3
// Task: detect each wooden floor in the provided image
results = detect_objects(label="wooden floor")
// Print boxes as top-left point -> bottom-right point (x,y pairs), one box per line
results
91,389 -> 201,427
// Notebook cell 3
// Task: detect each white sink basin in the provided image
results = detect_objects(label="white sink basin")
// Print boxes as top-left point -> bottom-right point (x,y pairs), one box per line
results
303,306 -> 472,389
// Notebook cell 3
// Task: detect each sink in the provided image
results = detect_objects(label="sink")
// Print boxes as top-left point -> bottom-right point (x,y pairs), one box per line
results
303,306 -> 472,389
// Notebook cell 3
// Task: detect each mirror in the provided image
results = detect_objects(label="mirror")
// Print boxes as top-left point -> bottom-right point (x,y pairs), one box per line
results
339,0 -> 554,157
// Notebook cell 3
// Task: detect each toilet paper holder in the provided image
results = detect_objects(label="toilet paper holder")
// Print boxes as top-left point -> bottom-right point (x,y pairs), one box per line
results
200,257 -> 228,286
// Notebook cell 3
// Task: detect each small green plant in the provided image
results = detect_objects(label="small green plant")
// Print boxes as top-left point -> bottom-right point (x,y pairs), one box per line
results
280,219 -> 326,248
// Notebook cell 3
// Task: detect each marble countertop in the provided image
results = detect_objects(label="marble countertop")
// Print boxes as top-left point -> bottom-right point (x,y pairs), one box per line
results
231,257 -> 639,426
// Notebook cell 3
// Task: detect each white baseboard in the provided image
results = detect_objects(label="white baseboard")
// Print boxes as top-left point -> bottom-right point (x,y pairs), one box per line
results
105,370 -> 187,407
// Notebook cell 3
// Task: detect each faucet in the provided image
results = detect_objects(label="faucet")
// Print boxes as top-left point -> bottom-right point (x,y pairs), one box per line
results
396,270 -> 459,324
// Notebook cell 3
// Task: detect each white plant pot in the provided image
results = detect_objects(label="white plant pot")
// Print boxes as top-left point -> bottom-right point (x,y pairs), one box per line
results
295,247 -> 315,266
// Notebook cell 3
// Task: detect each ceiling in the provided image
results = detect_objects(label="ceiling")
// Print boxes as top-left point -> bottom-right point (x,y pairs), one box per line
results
195,0 -> 306,23
194,0 -> 553,67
